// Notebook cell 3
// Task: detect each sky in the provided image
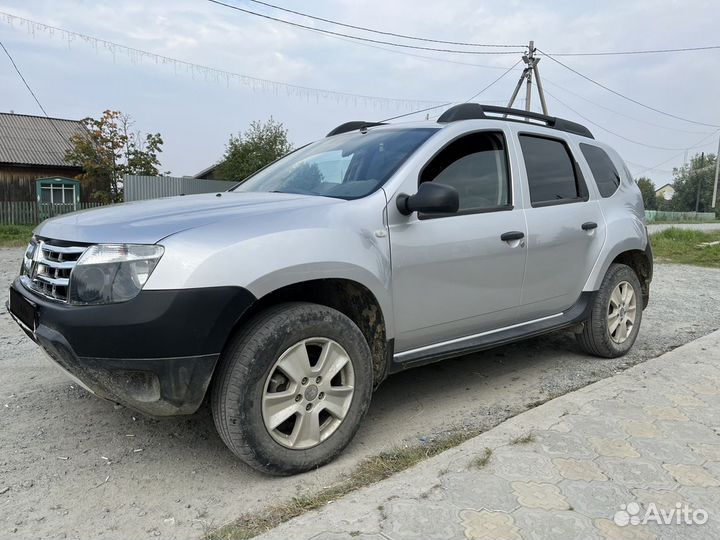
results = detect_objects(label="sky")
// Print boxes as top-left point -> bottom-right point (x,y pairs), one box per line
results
1,0 -> 719,185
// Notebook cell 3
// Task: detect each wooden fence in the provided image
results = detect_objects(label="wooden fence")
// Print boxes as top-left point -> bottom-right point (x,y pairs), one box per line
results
0,202 -> 107,225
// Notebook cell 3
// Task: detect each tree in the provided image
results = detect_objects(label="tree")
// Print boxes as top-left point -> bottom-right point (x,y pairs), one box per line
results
65,110 -> 164,203
214,118 -> 293,181
635,177 -> 657,210
668,152 -> 717,213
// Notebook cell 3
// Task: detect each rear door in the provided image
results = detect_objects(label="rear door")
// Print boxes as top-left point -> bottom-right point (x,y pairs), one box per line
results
515,133 -> 606,320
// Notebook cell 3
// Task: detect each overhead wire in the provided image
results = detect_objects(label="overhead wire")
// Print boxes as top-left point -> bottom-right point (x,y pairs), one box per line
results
0,39 -> 73,143
630,130 -> 720,175
221,1 -> 720,57
0,10 -> 444,110
546,44 -> 720,56
542,77 -> 713,135
205,0 -> 523,55
543,89 -> 699,151
380,59 -> 522,122
329,32 -> 524,70
465,59 -> 523,102
538,49 -> 720,128
0,40 -> 51,118
243,0 -> 524,48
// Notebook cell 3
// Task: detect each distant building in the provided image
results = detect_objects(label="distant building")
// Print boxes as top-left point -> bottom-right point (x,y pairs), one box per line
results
0,112 -> 86,203
655,183 -> 675,201
193,163 -> 220,180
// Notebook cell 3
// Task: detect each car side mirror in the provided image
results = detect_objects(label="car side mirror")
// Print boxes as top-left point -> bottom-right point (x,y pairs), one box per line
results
396,182 -> 459,216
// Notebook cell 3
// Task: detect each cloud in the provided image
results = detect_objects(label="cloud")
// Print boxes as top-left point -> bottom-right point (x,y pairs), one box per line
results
0,0 -> 717,179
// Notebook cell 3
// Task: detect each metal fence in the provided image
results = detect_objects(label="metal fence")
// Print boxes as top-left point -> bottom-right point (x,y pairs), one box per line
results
0,201 -> 106,225
645,210 -> 716,222
124,175 -> 237,202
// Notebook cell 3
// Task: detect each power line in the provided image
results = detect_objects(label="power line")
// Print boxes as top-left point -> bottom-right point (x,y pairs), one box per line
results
542,77 -> 713,135
0,11 -> 444,111
538,49 -> 720,128
0,39 -> 75,145
380,102 -> 453,122
465,59 -> 523,101
624,160 -> 674,174
547,44 -> 720,56
328,32 -> 524,70
0,40 -> 51,117
631,131 -> 720,175
380,58 -> 522,122
244,0 -> 523,48
205,0 -> 523,55
544,89 -> 701,151
223,1 -> 720,57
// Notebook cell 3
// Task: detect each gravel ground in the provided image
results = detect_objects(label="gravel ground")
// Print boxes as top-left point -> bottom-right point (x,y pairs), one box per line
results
1,247 -> 719,539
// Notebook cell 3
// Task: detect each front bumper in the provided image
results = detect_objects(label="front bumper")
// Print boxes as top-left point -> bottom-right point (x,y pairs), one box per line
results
8,278 -> 255,416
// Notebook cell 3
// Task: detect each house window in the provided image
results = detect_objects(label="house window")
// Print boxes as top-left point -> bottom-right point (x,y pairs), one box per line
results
37,180 -> 78,206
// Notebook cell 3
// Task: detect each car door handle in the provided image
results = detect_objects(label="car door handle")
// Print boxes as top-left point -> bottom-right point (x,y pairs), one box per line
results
500,231 -> 525,241
581,222 -> 598,231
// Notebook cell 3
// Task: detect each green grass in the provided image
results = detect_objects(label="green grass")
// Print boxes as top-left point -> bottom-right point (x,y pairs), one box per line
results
205,429 -> 481,540
0,225 -> 34,248
650,228 -> 720,268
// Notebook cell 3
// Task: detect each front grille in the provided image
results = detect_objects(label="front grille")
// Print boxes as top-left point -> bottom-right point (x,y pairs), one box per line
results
23,239 -> 88,302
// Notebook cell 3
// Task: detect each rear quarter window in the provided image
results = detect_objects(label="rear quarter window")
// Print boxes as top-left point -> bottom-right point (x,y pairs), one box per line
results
580,143 -> 621,198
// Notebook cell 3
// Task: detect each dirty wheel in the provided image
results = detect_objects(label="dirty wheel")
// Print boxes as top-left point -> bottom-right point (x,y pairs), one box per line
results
211,302 -> 373,475
577,263 -> 643,358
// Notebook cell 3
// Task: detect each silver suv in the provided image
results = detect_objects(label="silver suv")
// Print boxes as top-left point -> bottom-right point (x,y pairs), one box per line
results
8,104 -> 652,475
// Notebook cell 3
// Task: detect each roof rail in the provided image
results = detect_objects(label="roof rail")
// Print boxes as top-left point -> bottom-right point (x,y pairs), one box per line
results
326,121 -> 386,137
437,103 -> 594,139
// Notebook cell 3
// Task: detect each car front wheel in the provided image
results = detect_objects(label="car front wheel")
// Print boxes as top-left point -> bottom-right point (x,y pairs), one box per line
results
211,302 -> 373,475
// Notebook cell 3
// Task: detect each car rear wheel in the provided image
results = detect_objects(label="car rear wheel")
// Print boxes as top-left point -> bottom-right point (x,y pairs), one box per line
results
577,263 -> 643,358
211,302 -> 373,475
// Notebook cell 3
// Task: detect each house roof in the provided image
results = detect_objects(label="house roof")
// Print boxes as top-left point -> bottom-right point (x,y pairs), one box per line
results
0,112 -> 86,168
193,163 -> 219,179
655,183 -> 674,192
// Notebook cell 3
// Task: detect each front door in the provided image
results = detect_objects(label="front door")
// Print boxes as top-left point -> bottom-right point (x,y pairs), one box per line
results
388,130 -> 528,352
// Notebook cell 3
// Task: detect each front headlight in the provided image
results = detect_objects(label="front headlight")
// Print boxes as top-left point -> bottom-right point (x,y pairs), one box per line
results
69,244 -> 164,305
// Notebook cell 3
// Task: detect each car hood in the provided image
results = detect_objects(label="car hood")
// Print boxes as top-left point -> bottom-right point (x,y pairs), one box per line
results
35,192 -> 340,244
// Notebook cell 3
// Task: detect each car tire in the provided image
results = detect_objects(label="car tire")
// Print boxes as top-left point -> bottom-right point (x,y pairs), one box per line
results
211,302 -> 373,475
577,263 -> 643,358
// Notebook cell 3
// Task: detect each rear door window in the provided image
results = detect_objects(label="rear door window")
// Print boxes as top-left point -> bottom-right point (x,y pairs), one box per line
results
580,143 -> 621,197
519,134 -> 585,206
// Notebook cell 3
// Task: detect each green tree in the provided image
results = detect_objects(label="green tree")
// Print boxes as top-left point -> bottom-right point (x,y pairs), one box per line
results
214,118 -> 293,181
635,177 -> 657,210
65,110 -> 164,203
668,153 -> 717,212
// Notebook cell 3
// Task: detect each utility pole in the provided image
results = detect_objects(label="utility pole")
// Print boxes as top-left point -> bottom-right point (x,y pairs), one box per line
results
712,136 -> 719,208
695,152 -> 705,213
507,41 -> 549,115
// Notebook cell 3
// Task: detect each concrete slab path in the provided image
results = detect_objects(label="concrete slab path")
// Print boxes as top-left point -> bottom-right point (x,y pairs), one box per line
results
258,329 -> 720,540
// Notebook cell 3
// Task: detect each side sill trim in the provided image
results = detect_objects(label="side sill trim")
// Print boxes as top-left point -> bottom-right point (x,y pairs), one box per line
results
390,291 -> 595,372
394,312 -> 563,360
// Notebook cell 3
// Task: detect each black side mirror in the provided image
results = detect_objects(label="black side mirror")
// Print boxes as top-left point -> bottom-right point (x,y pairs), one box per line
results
396,182 -> 459,216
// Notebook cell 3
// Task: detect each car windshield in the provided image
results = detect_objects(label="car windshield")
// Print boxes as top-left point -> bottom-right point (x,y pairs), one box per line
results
232,127 -> 438,199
